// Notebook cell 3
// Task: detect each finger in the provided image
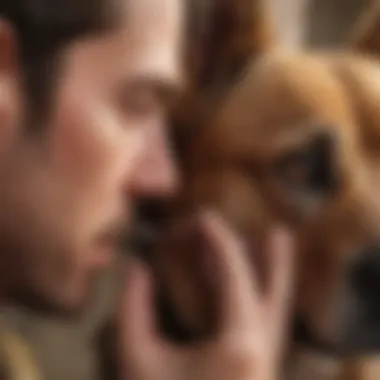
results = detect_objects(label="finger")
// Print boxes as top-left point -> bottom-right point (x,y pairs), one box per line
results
265,227 -> 294,333
119,259 -> 160,367
200,211 -> 260,334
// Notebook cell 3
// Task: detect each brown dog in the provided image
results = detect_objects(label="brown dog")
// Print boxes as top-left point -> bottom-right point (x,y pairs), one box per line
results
148,0 -> 380,377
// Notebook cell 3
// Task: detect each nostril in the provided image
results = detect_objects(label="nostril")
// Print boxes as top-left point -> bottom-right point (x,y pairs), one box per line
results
351,246 -> 380,302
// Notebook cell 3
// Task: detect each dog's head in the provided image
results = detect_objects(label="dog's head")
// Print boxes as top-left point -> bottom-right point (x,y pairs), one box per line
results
142,0 -> 380,356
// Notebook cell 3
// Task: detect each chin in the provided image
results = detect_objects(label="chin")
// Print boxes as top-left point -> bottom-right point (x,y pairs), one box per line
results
10,282 -> 96,319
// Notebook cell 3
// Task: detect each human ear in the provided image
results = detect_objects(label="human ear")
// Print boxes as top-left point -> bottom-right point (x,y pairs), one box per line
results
0,19 -> 22,156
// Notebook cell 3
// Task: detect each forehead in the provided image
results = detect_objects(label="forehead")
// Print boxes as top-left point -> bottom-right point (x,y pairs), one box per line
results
65,0 -> 183,86
125,0 -> 182,38
122,0 -> 183,83
208,54 -> 356,160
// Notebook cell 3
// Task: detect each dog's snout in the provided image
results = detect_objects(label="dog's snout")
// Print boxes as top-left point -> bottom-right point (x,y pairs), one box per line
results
335,246 -> 380,354
351,246 -> 380,304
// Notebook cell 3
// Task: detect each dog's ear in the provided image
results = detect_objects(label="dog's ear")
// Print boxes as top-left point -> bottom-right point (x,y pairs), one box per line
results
172,0 -> 278,156
186,0 -> 277,91
350,0 -> 380,55
336,57 -> 380,155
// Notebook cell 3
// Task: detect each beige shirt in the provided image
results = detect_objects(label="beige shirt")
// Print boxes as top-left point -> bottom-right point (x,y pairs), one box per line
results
0,321 -> 40,380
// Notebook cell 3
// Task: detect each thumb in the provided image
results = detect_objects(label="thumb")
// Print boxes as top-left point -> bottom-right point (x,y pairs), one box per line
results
265,227 -> 294,356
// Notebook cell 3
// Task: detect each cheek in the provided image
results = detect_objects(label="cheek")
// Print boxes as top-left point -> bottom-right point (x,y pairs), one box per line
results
220,183 -> 270,231
49,90 -> 145,192
188,171 -> 270,231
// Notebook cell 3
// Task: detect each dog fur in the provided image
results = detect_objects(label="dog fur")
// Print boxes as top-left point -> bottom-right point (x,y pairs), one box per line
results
154,0 -> 380,378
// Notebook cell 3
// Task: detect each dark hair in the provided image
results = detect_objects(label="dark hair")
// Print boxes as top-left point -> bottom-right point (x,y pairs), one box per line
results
0,0 -> 119,124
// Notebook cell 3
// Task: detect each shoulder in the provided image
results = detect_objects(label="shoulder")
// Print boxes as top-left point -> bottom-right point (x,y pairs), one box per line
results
0,322 -> 41,380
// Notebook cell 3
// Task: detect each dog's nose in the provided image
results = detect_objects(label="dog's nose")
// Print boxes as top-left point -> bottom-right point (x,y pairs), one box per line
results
350,246 -> 380,306
336,246 -> 380,354
351,246 -> 380,306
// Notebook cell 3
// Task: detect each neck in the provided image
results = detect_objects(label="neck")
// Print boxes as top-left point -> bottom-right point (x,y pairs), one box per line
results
0,247 -> 15,305
0,266 -> 8,303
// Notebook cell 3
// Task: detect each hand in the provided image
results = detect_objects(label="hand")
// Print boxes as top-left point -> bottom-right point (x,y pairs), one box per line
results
119,212 -> 293,380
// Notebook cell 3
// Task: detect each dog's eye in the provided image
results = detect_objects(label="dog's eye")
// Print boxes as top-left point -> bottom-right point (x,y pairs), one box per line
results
274,134 -> 339,194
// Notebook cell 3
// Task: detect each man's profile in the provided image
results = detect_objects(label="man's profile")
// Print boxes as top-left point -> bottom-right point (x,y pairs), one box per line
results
0,1 -> 293,380
0,0 -> 181,314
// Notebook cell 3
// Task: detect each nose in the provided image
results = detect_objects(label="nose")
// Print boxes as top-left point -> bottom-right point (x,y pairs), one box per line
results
337,245 -> 380,353
131,125 -> 179,198
350,246 -> 380,310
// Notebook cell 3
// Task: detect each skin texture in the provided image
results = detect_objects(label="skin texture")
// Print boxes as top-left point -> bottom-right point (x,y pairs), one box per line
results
0,0 -> 182,313
157,0 -> 380,356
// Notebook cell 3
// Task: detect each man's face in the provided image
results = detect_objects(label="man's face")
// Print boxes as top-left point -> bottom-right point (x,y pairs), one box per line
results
0,0 -> 182,313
